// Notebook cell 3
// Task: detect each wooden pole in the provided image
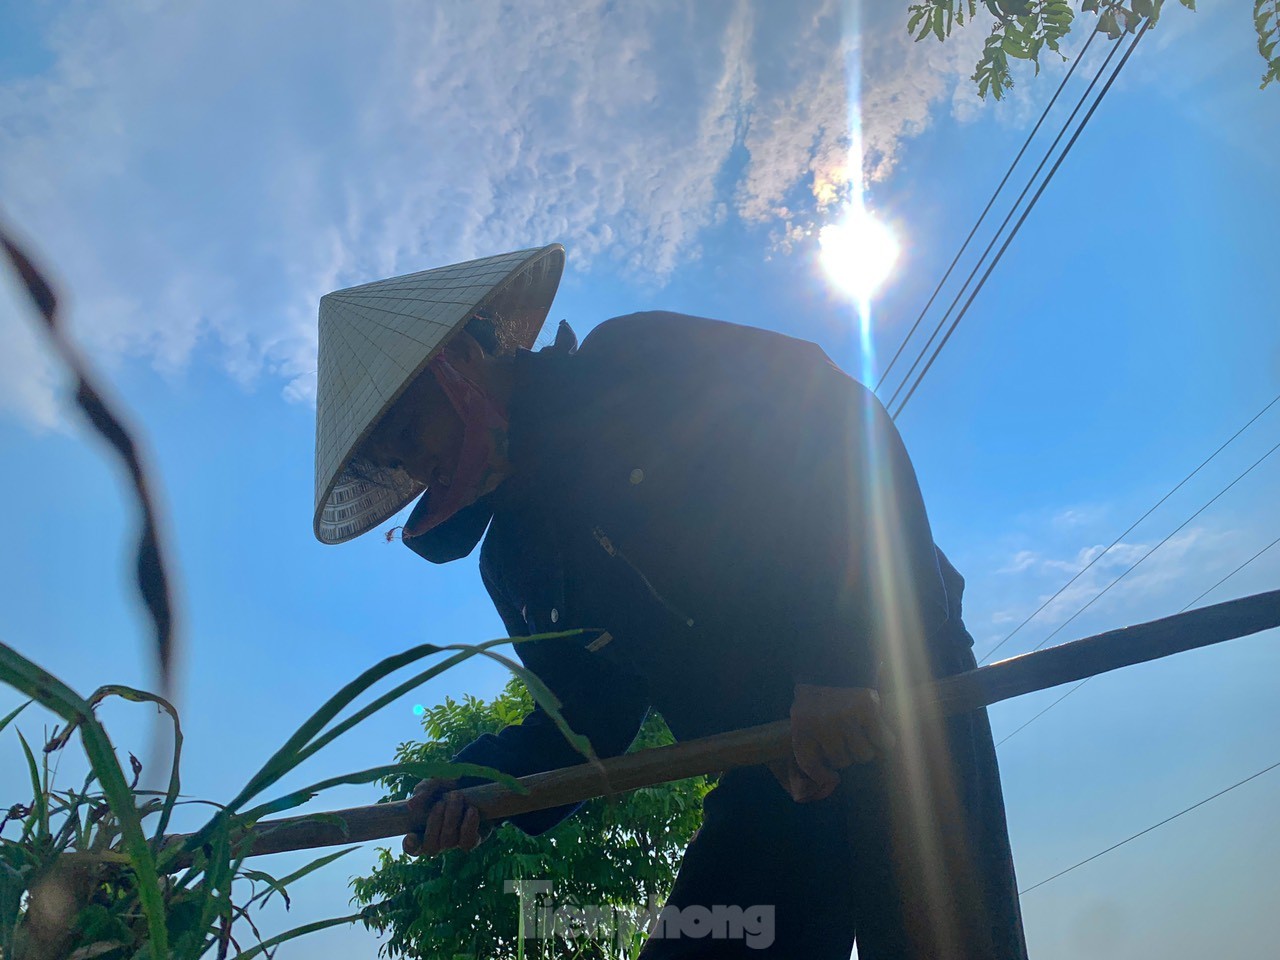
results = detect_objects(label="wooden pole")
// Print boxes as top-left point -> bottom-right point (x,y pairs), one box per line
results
187,589 -> 1280,862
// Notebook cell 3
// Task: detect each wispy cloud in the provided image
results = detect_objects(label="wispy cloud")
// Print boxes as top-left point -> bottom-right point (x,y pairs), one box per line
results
0,0 -> 991,426
999,550 -> 1041,575
1051,504 -> 1108,530
986,525 -> 1242,643
0,272 -> 63,429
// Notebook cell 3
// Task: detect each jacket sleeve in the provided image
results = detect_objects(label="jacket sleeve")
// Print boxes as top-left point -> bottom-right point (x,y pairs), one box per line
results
449,563 -> 651,837
776,363 -> 952,689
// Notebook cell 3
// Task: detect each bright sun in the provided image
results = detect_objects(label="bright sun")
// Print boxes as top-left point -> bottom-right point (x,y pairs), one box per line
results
818,208 -> 900,301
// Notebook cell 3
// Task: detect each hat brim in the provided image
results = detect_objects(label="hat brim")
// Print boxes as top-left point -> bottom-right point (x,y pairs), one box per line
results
313,244 -> 564,544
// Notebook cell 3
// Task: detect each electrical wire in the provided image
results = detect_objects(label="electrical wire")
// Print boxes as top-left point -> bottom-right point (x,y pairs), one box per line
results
1019,759 -> 1280,896
1179,534 -> 1280,613
873,25 -> 1102,397
1023,437 -> 1280,656
979,391 -> 1280,665
997,679 -> 1089,747
883,27 -> 1123,411
996,473 -> 1280,748
890,20 -> 1150,421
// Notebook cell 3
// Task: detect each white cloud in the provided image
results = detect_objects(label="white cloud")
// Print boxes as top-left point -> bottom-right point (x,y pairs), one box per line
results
0,0 -> 992,426
0,276 -> 62,429
735,2 -> 991,245
999,549 -> 1041,575
1052,504 -> 1107,529
986,524 -> 1243,647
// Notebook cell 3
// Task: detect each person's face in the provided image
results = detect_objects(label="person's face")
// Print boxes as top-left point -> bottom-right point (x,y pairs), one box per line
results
361,371 -> 463,490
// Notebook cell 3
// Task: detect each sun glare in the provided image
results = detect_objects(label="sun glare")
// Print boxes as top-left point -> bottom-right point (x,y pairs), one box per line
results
819,208 -> 900,302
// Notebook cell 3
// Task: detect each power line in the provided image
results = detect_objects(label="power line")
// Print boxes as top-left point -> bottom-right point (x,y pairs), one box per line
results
998,530 -> 1280,748
979,391 -> 1280,664
1019,759 -> 1280,896
1022,437 -> 1280,656
873,25 -> 1102,397
996,473 -> 1280,748
1180,534 -> 1280,613
890,20 -> 1151,421
883,27 -> 1123,412
997,679 -> 1088,747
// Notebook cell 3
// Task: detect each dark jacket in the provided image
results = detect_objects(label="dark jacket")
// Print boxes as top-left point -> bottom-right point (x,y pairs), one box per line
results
407,311 -> 970,835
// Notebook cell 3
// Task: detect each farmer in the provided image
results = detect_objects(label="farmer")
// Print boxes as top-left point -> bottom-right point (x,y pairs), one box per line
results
313,244 -> 1028,958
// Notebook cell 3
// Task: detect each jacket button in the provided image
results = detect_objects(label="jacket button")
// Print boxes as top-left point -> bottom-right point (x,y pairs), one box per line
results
550,608 -> 559,624
629,468 -> 645,485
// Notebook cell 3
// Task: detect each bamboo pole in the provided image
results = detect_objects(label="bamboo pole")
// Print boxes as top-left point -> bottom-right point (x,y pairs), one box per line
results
188,589 -> 1280,862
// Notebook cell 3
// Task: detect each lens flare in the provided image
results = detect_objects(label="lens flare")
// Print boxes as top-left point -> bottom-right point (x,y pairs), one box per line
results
818,208 -> 900,302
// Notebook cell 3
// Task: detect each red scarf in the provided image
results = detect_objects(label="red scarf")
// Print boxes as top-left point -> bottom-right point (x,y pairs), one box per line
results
401,353 -> 509,539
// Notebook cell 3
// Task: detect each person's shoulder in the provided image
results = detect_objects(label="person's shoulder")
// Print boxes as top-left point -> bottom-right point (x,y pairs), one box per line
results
577,311 -> 732,353
578,311 -> 833,371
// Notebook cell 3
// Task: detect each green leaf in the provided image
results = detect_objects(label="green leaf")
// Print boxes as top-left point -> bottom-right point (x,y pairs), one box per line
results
245,846 -> 359,909
0,701 -> 29,735
237,759 -> 524,825
16,730 -> 48,841
1003,36 -> 1033,59
194,628 -> 580,847
908,5 -> 929,36
79,685 -> 184,843
457,645 -> 598,763
297,631 -> 581,772
232,913 -> 364,959
1044,5 -> 1074,26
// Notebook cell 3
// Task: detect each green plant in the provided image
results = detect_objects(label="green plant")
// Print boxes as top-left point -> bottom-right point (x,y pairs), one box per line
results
0,688 -> 361,960
351,680 -> 711,960
0,632 -> 597,958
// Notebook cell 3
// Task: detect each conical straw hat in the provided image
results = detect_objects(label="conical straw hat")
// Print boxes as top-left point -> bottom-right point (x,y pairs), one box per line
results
313,244 -> 565,544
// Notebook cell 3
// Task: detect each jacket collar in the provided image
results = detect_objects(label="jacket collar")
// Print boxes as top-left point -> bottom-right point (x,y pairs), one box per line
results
402,320 -> 578,563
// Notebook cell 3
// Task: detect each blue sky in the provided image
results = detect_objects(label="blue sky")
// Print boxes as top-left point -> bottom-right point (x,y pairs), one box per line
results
2,2 -> 1278,957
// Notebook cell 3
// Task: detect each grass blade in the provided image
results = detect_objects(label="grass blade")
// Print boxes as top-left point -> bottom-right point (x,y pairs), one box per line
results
1,227 -> 176,693
88,685 -> 184,842
243,846 -> 358,909
297,631 -> 581,765
205,643 -> 449,829
15,731 -> 48,843
456,646 -> 597,763
237,760 -> 524,824
232,912 -> 363,959
190,632 -> 583,850
0,701 -> 29,735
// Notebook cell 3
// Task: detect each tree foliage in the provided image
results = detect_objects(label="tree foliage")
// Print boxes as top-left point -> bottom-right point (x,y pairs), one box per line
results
908,1 -> 1279,99
351,681 -> 712,959
1258,0 -> 1280,89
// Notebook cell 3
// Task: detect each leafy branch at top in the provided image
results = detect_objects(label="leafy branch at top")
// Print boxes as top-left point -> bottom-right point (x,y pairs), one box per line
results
905,1 -> 1279,101
1258,0 -> 1280,89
